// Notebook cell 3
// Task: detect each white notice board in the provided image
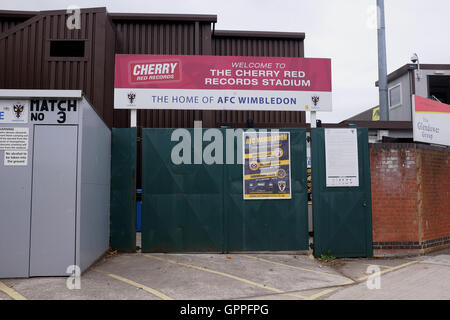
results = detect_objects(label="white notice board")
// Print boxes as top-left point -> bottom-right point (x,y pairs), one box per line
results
325,129 -> 359,187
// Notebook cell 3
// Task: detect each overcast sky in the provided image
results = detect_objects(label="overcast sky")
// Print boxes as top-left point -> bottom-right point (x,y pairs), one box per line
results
2,0 -> 450,123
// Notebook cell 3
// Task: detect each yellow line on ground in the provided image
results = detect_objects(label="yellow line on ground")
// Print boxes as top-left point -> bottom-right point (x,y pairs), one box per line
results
143,254 -> 308,300
307,288 -> 337,300
0,281 -> 26,300
93,269 -> 173,300
361,263 -> 393,269
357,260 -> 419,282
240,254 -> 354,285
286,292 -> 309,300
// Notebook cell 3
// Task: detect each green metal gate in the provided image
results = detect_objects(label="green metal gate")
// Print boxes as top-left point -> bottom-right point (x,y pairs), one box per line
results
224,129 -> 308,251
141,128 -> 308,253
141,129 -> 224,252
110,128 -> 137,252
311,128 -> 373,258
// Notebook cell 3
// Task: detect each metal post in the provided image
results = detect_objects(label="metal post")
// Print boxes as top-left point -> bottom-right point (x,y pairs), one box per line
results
310,111 -> 317,129
130,109 -> 137,127
377,0 -> 389,121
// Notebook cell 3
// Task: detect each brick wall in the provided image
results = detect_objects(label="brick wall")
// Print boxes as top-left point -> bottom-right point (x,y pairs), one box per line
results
370,143 -> 450,256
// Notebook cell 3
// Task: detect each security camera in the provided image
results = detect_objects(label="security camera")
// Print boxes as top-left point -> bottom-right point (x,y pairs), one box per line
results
411,53 -> 421,81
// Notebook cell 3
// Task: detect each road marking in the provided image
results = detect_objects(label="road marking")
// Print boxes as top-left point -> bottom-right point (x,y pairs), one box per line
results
143,254 -> 308,300
240,254 -> 354,284
357,260 -> 419,282
286,292 -> 308,299
307,288 -> 337,300
0,281 -> 26,300
361,263 -> 393,269
93,269 -> 173,300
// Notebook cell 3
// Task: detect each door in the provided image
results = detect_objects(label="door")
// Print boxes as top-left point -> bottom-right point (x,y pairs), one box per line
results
30,125 -> 78,276
311,128 -> 373,258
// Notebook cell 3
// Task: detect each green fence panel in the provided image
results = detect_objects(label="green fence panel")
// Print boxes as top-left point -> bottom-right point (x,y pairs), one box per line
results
110,128 -> 137,252
224,129 -> 309,252
141,129 -> 224,252
311,128 -> 373,258
141,128 -> 309,253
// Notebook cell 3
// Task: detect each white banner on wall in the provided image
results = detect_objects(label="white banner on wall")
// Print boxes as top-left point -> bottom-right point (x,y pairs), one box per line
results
114,54 -> 333,112
413,95 -> 450,147
114,88 -> 333,111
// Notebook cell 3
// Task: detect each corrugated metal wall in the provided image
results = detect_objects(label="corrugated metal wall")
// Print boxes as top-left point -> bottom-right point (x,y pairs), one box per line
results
212,33 -> 304,57
212,31 -> 306,128
0,8 -> 115,127
0,12 -> 36,34
0,18 -> 29,34
112,18 -> 214,128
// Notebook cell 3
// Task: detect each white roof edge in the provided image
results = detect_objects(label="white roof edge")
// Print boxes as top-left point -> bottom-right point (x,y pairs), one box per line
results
0,89 -> 83,99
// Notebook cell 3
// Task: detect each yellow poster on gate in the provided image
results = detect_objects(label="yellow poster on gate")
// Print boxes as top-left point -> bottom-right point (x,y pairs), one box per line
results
243,132 -> 291,200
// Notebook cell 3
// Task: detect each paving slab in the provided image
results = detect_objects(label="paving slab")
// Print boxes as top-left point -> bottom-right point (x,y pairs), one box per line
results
420,255 -> 450,266
1,267 -> 155,300
147,253 -> 353,292
93,253 -> 275,300
331,258 -> 415,281
2,249 -> 450,300
327,262 -> 450,300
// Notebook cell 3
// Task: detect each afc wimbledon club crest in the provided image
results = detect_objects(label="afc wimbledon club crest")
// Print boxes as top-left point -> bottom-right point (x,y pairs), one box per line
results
13,104 -> 24,119
312,96 -> 320,107
127,92 -> 136,105
0,101 -> 28,123
278,180 -> 287,192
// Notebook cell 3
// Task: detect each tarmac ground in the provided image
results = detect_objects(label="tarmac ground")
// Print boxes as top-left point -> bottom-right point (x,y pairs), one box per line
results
1,246 -> 449,300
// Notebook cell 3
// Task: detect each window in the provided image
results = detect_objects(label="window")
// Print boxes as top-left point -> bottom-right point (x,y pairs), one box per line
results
428,75 -> 450,104
50,40 -> 85,58
389,84 -> 402,109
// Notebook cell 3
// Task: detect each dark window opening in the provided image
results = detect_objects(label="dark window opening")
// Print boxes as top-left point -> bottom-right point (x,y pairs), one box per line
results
429,75 -> 450,105
50,40 -> 85,58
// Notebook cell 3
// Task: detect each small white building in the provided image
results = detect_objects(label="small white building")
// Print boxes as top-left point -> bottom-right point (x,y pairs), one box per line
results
376,63 -> 450,121
342,63 -> 450,144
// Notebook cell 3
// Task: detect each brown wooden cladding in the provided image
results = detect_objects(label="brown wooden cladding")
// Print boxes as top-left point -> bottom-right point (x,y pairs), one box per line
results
0,7 -> 115,127
0,7 -> 307,129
